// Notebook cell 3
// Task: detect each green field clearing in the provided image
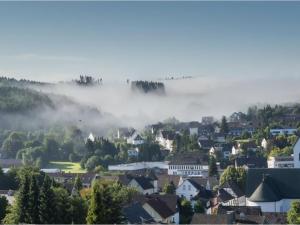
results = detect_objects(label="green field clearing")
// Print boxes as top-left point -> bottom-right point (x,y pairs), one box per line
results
47,161 -> 86,173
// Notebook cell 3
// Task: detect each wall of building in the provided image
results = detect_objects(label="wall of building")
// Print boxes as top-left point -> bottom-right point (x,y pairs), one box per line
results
108,161 -> 168,171
176,180 -> 199,200
168,164 -> 208,177
246,198 -> 295,212
294,139 -> 300,168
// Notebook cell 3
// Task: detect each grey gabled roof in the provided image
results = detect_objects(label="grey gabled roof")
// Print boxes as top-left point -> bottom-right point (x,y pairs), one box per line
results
246,168 -> 300,202
123,202 -> 154,224
220,181 -> 245,198
133,177 -> 154,190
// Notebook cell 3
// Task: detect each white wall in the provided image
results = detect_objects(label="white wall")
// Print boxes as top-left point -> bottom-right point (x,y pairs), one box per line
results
108,161 -> 168,171
168,164 -> 208,177
294,139 -> 300,168
176,180 -> 199,200
246,198 -> 296,212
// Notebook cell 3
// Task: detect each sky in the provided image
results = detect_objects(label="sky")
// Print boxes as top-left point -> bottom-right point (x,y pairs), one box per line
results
0,1 -> 300,82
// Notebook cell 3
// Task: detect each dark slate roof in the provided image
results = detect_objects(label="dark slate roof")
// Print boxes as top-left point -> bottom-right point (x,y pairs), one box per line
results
191,213 -> 235,224
221,143 -> 233,152
198,139 -> 215,149
249,176 -> 281,202
220,181 -> 245,198
235,156 -> 267,168
169,152 -> 208,165
218,188 -> 234,202
123,202 -> 155,224
132,193 -> 178,215
145,198 -> 175,219
160,130 -> 176,140
246,168 -> 300,201
126,169 -> 158,181
192,188 -> 213,201
118,174 -> 133,185
134,177 -> 154,190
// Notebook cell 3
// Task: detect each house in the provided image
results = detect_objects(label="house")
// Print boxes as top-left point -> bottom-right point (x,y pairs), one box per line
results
176,177 -> 207,200
117,127 -> 136,139
198,138 -> 214,150
209,143 -> 232,159
246,168 -> 300,212
270,128 -> 297,136
261,138 -> 268,150
142,195 -> 179,224
128,148 -> 139,157
127,132 -> 145,145
232,143 -> 242,155
87,133 -> 95,142
168,152 -> 209,177
267,156 -> 294,168
189,127 -> 198,136
156,130 -> 176,151
218,181 -> 245,206
118,174 -> 158,195
122,202 -> 155,224
234,156 -> 267,169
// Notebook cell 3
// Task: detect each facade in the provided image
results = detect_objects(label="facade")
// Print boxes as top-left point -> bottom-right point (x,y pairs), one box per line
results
189,127 -> 198,136
267,156 -> 294,168
176,179 -> 201,200
128,176 -> 158,195
168,153 -> 208,177
127,148 -> 139,157
127,132 -> 145,145
270,128 -> 297,136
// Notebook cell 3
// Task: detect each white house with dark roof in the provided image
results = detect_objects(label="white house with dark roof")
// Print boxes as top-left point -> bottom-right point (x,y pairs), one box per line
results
246,168 -> 300,212
127,132 -> 145,145
176,177 -> 214,208
142,195 -> 179,224
156,130 -> 176,151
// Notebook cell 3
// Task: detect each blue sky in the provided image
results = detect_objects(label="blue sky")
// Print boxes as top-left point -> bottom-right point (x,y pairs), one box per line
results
0,1 -> 300,82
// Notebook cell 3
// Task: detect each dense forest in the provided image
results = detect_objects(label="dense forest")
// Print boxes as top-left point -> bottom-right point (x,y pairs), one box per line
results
131,80 -> 165,94
0,86 -> 54,113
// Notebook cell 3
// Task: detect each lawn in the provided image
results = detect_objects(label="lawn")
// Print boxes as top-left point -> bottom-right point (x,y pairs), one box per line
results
47,161 -> 86,173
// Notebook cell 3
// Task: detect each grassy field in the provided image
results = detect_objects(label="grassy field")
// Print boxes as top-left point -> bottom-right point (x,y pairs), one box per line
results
47,161 -> 86,173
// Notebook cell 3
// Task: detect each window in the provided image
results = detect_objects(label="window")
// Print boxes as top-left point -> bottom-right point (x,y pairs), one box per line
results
188,185 -> 191,191
183,185 -> 186,190
299,153 -> 300,161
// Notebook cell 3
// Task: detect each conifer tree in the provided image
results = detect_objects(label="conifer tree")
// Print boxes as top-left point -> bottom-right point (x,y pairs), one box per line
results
28,175 -> 40,224
86,181 -> 123,224
39,176 -> 56,224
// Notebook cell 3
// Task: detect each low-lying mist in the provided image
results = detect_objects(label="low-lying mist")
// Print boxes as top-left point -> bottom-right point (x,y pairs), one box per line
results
35,76 -> 300,129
